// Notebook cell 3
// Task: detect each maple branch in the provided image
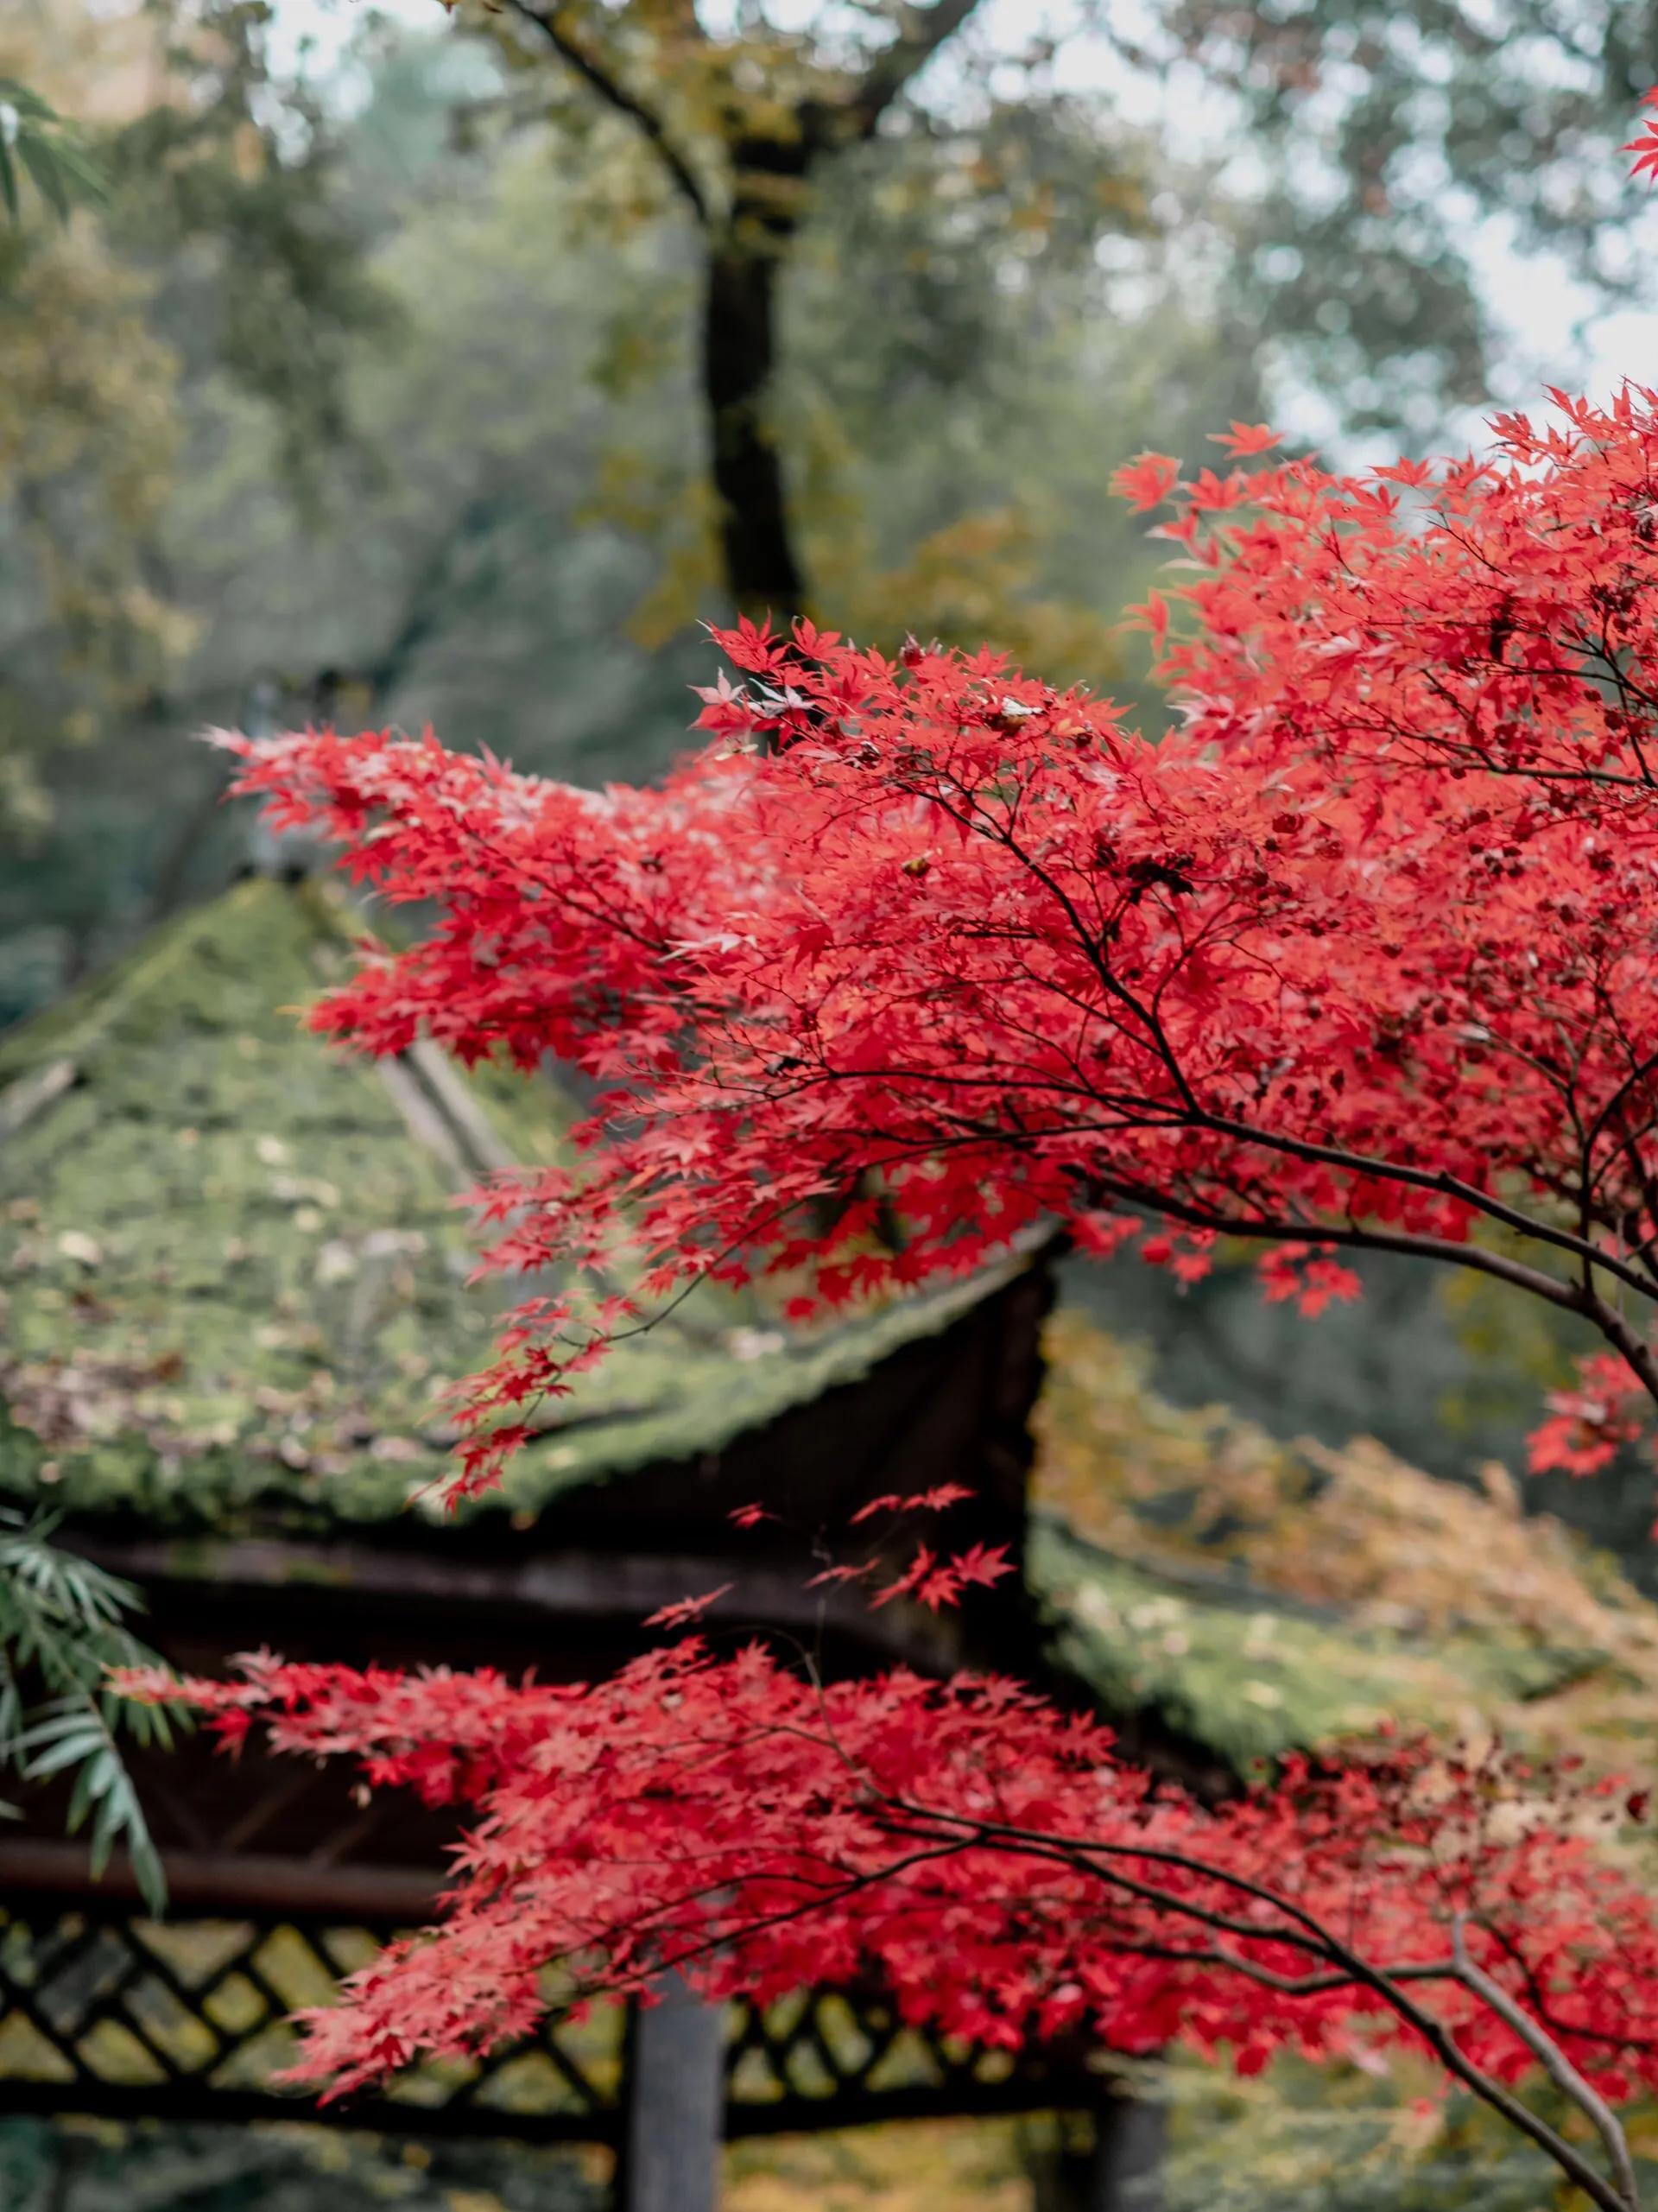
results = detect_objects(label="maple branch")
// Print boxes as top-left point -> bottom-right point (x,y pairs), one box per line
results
576,1838 -> 971,1997
1085,1941 -> 1452,1998
1584,1043 -> 1658,1195
503,0 -> 711,224
1185,1109 -> 1658,1304
1450,1914 -> 1641,2212
1576,1292 -> 1658,1415
1066,1163 -> 1605,1318
1481,1920 -> 1658,2061
921,781 -> 1208,1118
872,1802 -> 1640,2212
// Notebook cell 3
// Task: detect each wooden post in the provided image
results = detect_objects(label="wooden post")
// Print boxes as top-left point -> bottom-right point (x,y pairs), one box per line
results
1036,2092 -> 1166,2212
618,1980 -> 725,2212
1090,2092 -> 1165,2212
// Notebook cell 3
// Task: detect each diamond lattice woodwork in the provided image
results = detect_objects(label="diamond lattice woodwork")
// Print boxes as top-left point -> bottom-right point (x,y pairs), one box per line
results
0,1905 -> 1092,2141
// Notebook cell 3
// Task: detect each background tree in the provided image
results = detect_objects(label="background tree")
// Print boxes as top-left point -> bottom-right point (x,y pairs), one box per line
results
0,23 -> 183,842
0,9 -> 1253,1016
1162,0 -> 1658,441
475,0 -> 1010,618
0,53 -> 174,1911
0,0 -> 392,1012
431,0 -> 1658,626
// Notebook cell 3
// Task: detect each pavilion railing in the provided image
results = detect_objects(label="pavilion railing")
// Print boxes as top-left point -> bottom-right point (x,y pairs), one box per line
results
0,1902 -> 1096,2143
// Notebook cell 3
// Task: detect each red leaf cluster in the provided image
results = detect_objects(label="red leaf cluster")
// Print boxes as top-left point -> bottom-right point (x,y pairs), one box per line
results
185,368 -> 1658,2192
124,1647 -> 1658,2116
232,388 -> 1658,1493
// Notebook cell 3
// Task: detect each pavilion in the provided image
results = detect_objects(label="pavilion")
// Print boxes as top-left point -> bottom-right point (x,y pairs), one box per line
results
5,866 -> 1645,2211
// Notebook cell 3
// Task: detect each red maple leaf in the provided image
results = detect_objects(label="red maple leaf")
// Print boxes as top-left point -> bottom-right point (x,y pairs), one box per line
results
1627,88 -> 1658,183
642,1584 -> 735,1631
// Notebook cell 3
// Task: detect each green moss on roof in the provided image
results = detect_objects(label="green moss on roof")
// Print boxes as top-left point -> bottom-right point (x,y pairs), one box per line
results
0,877 -> 1013,1536
1027,1312 -> 1658,1777
1027,1515 -> 1603,1774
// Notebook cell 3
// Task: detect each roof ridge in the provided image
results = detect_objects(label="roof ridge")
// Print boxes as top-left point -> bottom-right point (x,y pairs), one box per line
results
0,875 -> 363,1085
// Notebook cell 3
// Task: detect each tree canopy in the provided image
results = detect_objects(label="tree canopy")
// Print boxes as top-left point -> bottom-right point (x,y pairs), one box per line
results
154,369 -> 1658,2209
232,388 -> 1658,1496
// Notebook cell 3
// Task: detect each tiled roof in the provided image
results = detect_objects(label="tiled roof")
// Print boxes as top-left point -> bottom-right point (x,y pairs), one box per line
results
0,875 -> 1020,1537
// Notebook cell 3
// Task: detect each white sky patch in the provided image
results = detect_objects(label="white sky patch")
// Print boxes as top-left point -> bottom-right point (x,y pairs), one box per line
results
266,0 -> 433,79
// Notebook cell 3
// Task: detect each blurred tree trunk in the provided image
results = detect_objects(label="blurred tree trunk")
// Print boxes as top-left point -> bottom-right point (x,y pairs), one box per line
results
704,236 -> 803,618
703,141 -> 813,620
502,0 -> 985,624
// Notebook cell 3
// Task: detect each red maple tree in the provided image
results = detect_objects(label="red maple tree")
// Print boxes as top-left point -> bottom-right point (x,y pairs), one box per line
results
165,380 -> 1658,2204
231,384 -> 1658,1493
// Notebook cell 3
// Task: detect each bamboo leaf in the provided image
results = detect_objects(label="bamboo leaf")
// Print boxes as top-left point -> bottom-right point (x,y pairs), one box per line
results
13,136 -> 67,223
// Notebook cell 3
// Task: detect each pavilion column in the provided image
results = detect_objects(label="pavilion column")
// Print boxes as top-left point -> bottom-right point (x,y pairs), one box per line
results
617,1978 -> 726,2212
1083,2091 -> 1165,2212
1040,2090 -> 1165,2212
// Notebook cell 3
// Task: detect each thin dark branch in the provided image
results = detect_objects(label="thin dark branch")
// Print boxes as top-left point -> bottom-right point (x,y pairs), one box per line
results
1451,1916 -> 1639,2211
503,0 -> 710,223
1070,1164 -> 1602,1320
838,0 -> 987,140
870,1800 -> 1637,2212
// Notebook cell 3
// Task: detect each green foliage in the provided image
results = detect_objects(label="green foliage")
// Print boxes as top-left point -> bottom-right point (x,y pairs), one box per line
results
0,0 -> 392,891
0,2116 -> 602,2212
0,79 -> 106,226
0,24 -> 187,845
1149,0 -> 1658,440
0,1505 -> 170,1911
1161,2050 -> 1658,2212
1031,1309 -> 1658,1778
1032,1515 -> 1601,1775
1057,1232 -> 1658,1590
108,1 -> 400,501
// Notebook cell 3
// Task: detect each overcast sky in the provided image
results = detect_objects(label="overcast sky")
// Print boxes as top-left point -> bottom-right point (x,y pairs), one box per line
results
271,0 -> 1658,450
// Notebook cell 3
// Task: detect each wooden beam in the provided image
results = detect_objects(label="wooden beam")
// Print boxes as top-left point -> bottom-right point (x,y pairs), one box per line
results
71,1533 -> 969,1671
0,1835 -> 441,1919
0,1055 -> 76,1144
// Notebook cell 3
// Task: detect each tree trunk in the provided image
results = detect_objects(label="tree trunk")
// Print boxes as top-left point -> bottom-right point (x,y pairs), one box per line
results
701,222 -> 807,622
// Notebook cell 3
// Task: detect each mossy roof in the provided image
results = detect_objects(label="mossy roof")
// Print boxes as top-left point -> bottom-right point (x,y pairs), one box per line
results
1028,1513 -> 1606,1775
1028,1312 -> 1658,1778
0,875 -> 1016,1537
9,877 -> 1655,1784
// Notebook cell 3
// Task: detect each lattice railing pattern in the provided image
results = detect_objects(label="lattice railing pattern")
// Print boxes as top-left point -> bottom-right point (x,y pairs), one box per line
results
0,1908 -> 1086,2140
0,1909 -> 622,2137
